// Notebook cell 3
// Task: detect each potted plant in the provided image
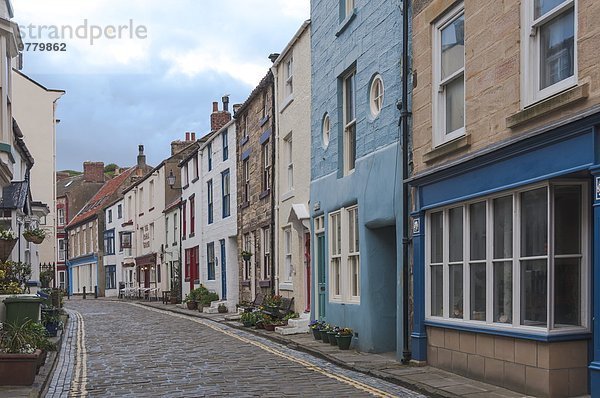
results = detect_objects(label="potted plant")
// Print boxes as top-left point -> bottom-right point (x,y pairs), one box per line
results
241,250 -> 253,261
309,320 -> 322,340
320,323 -> 332,343
328,326 -> 339,346
255,312 -> 266,329
240,312 -> 255,327
336,327 -> 354,350
0,230 -> 17,262
183,290 -> 199,310
42,310 -> 61,337
217,303 -> 228,314
22,228 -> 47,245
263,316 -> 277,331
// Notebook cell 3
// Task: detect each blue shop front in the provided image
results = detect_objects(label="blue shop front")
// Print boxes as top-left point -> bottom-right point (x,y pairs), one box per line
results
409,112 -> 600,397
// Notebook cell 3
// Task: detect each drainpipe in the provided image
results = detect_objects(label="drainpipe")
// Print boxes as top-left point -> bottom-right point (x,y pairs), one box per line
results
270,72 -> 276,295
401,0 -> 412,363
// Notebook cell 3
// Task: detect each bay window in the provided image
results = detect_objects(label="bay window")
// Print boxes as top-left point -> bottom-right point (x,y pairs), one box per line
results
426,181 -> 588,334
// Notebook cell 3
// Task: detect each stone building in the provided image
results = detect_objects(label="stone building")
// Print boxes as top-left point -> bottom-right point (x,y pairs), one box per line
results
309,0 -> 406,355
409,0 -> 600,396
235,71 -> 276,303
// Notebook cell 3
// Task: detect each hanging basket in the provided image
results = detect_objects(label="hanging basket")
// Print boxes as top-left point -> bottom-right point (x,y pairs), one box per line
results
0,238 -> 17,262
23,233 -> 44,244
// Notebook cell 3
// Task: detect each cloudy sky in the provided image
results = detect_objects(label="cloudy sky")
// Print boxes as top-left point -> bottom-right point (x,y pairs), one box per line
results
12,0 -> 310,171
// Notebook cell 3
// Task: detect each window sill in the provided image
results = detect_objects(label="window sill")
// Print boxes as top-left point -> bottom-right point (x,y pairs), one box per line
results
258,280 -> 271,288
280,96 -> 294,113
138,213 -> 144,217
279,282 -> 293,291
185,277 -> 190,282
425,318 -> 590,342
240,136 -> 249,146
189,233 -> 195,238
506,83 -> 589,129
259,115 -> 270,127
241,280 -> 251,287
191,177 -> 199,184
281,190 -> 295,202
424,135 -> 471,164
336,10 -> 356,37
241,201 -> 250,209
182,184 -> 189,190
148,207 -> 155,213
259,190 -> 270,200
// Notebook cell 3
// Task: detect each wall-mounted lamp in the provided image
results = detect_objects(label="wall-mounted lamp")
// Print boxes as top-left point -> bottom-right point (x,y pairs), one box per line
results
167,170 -> 176,188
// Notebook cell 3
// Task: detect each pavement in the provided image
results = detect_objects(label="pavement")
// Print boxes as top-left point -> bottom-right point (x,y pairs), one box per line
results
0,297 -> 536,397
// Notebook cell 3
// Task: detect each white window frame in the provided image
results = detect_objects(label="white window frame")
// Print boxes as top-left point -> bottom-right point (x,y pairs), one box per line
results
285,134 -> 293,192
243,159 -> 250,203
432,3 -> 465,147
369,74 -> 384,117
425,180 -> 589,337
343,70 -> 356,175
283,226 -> 293,283
521,0 -> 577,107
342,0 -> 355,20
261,141 -> 271,192
58,238 -> 65,261
284,56 -> 293,99
322,113 -> 330,149
329,205 -> 360,304
57,208 -> 65,226
262,227 -> 271,280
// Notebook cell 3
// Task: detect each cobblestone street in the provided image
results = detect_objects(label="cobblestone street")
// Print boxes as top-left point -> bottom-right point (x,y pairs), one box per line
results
45,299 -> 424,397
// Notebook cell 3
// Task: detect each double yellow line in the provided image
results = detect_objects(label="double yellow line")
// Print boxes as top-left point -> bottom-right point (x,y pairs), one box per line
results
69,310 -> 88,397
133,303 -> 398,398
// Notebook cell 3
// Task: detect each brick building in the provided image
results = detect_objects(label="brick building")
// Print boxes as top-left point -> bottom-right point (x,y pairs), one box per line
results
235,71 -> 276,303
409,1 -> 600,396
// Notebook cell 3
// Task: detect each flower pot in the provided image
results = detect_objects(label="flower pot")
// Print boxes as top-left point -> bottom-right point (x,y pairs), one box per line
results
242,254 -> 252,261
312,328 -> 322,340
328,331 -> 338,346
186,301 -> 198,310
0,238 -> 17,262
336,334 -> 352,350
170,296 -> 179,304
256,322 -> 265,329
264,323 -> 276,331
197,304 -> 205,313
218,306 -> 228,314
45,322 -> 59,337
320,330 -> 330,343
23,234 -> 44,244
0,349 -> 42,385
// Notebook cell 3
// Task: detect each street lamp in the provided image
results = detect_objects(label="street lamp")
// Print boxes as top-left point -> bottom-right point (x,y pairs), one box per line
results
167,170 -> 176,188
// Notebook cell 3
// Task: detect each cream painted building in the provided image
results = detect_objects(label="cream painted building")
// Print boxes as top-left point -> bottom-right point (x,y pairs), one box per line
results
12,70 -> 64,270
272,21 -> 312,314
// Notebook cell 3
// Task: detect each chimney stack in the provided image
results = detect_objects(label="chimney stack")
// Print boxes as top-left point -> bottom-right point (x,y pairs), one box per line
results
233,104 -> 242,115
191,132 -> 196,141
83,161 -> 105,183
210,98 -> 232,132
185,132 -> 190,141
137,145 -> 146,169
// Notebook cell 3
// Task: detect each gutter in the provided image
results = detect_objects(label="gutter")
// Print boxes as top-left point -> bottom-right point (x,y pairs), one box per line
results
401,0 -> 412,363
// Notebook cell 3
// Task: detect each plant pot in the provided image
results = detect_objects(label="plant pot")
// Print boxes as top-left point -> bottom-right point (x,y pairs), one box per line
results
336,334 -> 352,350
312,328 -> 322,340
218,306 -> 228,314
23,234 -> 44,244
328,332 -> 338,346
197,304 -> 205,313
186,301 -> 198,310
264,324 -> 276,331
320,330 -> 330,343
256,322 -> 265,329
0,349 -> 41,385
0,238 -> 17,262
45,322 -> 59,337
170,296 -> 179,304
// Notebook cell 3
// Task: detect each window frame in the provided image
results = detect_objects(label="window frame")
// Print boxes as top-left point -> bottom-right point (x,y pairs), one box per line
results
283,226 -> 292,283
104,229 -> 115,255
284,56 -> 294,99
521,0 -> 577,107
322,113 -> 330,149
329,205 -> 360,304
207,143 -> 212,172
262,227 -> 271,280
432,3 -> 466,147
285,134 -> 294,192
261,140 -> 271,192
343,69 -> 357,175
190,195 -> 196,235
243,158 -> 250,203
222,131 -> 229,161
424,180 -> 590,336
57,207 -> 65,226
369,74 -> 384,117
207,242 -> 215,281
222,169 -> 230,218
207,180 -> 213,225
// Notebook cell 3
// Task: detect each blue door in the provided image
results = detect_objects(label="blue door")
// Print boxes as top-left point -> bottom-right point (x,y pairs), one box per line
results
220,239 -> 227,299
317,234 -> 326,319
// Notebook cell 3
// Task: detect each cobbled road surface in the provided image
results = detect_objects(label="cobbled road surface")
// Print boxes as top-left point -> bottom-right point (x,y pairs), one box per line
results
45,299 -> 425,398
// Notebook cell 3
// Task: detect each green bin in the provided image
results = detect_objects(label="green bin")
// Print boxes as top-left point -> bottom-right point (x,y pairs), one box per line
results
3,295 -> 42,326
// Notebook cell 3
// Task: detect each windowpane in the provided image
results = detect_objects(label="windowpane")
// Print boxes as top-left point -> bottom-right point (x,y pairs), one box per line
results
493,261 -> 512,323
445,76 -> 464,134
350,255 -> 359,297
332,258 -> 341,296
534,0 -> 568,19
449,264 -> 463,318
521,188 -> 548,257
347,123 -> 356,171
440,14 -> 465,79
430,212 -> 443,263
470,263 -> 486,321
540,9 -> 574,90
470,202 -> 486,261
345,73 -> 355,122
431,265 -> 443,317
493,196 -> 513,259
554,257 -> 581,326
554,185 -> 581,255
521,259 -> 547,326
449,207 -> 463,262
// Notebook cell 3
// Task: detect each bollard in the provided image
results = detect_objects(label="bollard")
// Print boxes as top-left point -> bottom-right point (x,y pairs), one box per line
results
94,286 -> 98,299
83,286 -> 86,299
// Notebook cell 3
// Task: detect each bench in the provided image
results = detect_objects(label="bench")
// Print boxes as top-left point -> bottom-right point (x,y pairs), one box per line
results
262,297 -> 294,320
240,292 -> 266,313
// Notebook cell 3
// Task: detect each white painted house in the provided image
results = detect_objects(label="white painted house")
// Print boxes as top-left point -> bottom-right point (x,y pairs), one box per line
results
272,21 -> 312,314
102,197 -> 134,298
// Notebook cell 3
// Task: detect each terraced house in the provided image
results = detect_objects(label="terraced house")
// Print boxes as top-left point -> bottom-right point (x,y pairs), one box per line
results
409,0 -> 600,396
309,0 -> 407,356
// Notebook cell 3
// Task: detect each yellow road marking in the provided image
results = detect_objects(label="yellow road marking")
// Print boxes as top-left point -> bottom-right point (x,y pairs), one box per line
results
131,303 -> 398,398
69,310 -> 88,397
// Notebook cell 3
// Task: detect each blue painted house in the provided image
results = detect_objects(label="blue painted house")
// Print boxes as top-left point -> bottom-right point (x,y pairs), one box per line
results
310,0 -> 407,358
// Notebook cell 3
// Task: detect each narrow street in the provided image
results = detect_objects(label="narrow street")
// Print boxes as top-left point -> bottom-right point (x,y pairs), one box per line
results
45,299 -> 424,397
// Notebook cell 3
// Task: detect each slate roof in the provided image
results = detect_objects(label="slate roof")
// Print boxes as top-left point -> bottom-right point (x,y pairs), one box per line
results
0,180 -> 29,210
67,167 -> 136,228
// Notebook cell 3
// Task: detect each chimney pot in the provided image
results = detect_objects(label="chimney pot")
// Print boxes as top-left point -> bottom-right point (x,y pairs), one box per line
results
138,145 -> 144,155
268,53 -> 280,63
191,132 -> 196,141
212,102 -> 218,112
222,95 -> 230,112
185,132 -> 190,141
137,144 -> 146,169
